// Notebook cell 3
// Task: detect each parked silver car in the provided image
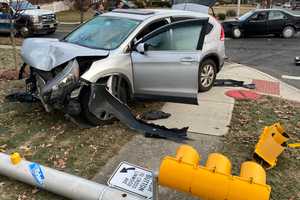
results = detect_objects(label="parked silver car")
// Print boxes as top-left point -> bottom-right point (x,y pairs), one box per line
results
21,8 -> 225,125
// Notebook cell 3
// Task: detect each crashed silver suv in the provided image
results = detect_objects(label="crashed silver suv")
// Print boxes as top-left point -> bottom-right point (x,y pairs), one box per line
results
21,8 -> 225,125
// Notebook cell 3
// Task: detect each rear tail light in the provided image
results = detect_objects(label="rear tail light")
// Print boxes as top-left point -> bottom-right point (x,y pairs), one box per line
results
220,26 -> 225,41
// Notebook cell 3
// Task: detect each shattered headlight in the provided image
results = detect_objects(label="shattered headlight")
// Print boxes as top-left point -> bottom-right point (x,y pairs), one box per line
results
42,59 -> 80,100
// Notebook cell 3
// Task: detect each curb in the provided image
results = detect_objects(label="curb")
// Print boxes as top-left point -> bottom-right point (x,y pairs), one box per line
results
225,62 -> 300,101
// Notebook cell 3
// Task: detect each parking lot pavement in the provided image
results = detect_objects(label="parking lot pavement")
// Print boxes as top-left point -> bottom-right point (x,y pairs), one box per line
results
93,62 -> 300,199
226,34 -> 300,89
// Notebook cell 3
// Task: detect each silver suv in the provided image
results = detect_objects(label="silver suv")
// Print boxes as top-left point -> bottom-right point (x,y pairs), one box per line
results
21,8 -> 225,125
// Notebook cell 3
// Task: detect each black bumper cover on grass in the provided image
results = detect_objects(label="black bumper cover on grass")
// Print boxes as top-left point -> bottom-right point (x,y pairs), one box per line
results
88,84 -> 189,140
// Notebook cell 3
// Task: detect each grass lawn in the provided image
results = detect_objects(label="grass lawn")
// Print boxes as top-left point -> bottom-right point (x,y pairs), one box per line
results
0,48 -> 21,70
0,36 -> 23,46
56,9 -> 95,23
223,96 -> 300,200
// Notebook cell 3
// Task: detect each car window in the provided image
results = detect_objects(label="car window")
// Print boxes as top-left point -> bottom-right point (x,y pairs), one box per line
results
145,23 -> 203,51
64,16 -> 140,50
135,19 -> 169,40
171,17 -> 213,35
250,11 -> 267,21
205,23 -> 213,35
268,11 -> 285,20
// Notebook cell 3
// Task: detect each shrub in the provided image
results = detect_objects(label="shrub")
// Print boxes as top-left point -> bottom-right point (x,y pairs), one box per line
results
226,9 -> 237,17
217,13 -> 226,20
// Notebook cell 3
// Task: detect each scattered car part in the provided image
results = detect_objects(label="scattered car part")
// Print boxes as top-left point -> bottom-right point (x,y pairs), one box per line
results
254,123 -> 289,169
5,92 -> 39,103
214,79 -> 256,89
137,110 -> 171,121
159,145 -> 271,200
295,56 -> 300,65
0,152 -> 145,200
88,84 -> 188,140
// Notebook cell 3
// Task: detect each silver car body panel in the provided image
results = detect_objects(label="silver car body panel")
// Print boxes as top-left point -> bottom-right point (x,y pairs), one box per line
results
21,38 -> 109,71
81,11 -> 223,97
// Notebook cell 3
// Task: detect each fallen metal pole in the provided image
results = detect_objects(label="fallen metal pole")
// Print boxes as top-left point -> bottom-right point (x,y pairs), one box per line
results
0,153 -> 142,200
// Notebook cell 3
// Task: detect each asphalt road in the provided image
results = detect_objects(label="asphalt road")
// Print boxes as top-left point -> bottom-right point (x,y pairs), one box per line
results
225,34 -> 300,89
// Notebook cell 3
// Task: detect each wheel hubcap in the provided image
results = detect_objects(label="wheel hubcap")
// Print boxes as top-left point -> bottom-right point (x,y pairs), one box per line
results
284,28 -> 293,38
234,29 -> 241,37
200,64 -> 214,88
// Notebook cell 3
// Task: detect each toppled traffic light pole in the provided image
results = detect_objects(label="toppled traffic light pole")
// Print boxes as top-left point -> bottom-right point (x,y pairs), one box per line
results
0,145 -> 271,200
0,152 -> 144,200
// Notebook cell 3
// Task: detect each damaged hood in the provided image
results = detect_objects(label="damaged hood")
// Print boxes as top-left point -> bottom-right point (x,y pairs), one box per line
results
21,38 -> 109,71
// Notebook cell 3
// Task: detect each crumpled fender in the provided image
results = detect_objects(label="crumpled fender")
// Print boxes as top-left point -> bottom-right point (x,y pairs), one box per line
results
88,84 -> 188,140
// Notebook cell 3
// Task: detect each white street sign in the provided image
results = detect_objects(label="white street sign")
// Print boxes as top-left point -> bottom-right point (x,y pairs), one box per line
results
108,162 -> 153,199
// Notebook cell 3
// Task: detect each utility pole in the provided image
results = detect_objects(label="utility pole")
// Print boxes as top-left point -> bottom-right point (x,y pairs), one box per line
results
80,0 -> 84,23
237,0 -> 241,17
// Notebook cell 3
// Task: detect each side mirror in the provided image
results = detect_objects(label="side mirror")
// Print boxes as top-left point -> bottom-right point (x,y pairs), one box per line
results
135,43 -> 147,54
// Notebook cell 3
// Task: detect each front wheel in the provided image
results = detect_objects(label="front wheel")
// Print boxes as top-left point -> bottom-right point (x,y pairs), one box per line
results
282,26 -> 295,38
198,59 -> 217,92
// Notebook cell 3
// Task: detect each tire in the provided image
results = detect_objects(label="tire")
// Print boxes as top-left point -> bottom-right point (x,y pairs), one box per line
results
282,26 -> 295,38
80,77 -> 129,126
198,59 -> 217,92
232,27 -> 242,39
19,27 -> 30,38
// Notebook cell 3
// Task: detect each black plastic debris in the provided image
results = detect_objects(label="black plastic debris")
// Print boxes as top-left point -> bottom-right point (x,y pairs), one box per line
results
214,79 -> 256,89
5,92 -> 39,103
89,84 -> 188,140
138,110 -> 171,121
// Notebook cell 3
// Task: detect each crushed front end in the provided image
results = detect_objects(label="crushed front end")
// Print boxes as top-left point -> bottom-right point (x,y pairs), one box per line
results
26,59 -> 83,115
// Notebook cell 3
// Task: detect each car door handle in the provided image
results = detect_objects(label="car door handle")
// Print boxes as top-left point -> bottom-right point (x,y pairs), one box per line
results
180,57 -> 196,63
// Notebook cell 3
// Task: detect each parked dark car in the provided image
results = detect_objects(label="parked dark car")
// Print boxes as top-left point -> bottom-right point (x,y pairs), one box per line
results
222,9 -> 300,38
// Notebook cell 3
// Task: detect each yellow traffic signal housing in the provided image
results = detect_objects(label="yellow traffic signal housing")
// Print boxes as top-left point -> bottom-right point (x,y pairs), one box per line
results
159,145 -> 271,200
254,123 -> 289,169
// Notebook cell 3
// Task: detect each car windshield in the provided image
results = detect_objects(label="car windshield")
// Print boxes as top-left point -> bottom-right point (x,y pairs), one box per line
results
11,1 -> 37,10
64,16 -> 140,50
239,10 -> 254,21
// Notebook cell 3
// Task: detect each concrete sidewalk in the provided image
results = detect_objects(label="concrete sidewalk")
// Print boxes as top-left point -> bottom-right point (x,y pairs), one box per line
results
93,62 -> 300,199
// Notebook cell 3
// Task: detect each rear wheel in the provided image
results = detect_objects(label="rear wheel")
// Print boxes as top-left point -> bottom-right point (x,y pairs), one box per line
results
282,26 -> 295,38
198,59 -> 217,92
232,27 -> 242,39
80,76 -> 129,126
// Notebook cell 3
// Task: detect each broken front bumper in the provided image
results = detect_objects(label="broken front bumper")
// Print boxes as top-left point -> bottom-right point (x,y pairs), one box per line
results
88,84 -> 188,140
